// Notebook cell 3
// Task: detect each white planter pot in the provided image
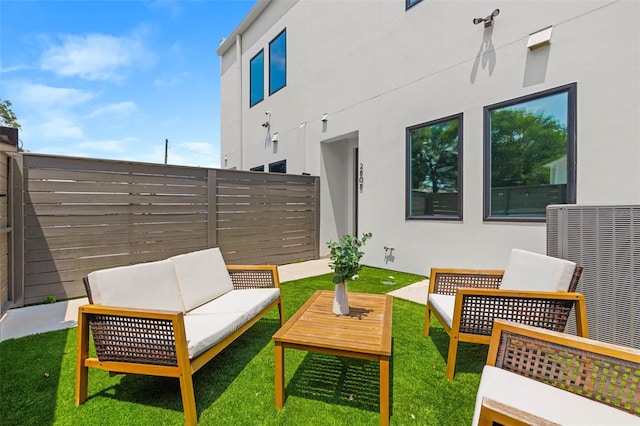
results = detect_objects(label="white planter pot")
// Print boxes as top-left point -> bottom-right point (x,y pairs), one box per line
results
333,282 -> 350,315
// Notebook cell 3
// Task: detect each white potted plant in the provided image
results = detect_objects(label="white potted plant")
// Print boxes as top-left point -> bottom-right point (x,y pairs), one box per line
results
326,232 -> 372,315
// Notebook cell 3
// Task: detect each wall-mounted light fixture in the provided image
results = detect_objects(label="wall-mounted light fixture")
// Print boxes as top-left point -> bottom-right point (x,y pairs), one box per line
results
299,121 -> 306,128
473,8 -> 500,28
527,26 -> 553,50
321,113 -> 328,122
271,132 -> 279,143
262,110 -> 271,128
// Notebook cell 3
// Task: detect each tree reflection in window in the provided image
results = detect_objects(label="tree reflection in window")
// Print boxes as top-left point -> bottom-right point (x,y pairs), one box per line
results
407,114 -> 462,219
485,84 -> 576,220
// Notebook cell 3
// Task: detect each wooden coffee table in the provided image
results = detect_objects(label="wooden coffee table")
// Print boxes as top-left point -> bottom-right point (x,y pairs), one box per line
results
273,290 -> 393,426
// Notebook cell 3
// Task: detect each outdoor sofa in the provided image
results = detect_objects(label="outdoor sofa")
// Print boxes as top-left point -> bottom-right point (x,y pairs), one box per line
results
75,247 -> 285,425
474,319 -> 640,425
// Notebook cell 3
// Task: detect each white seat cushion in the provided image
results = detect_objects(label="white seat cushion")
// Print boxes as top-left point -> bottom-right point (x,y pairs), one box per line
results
183,311 -> 249,359
171,248 -> 235,312
87,259 -> 185,312
188,288 -> 281,319
428,294 -> 455,328
473,365 -> 640,425
500,249 -> 576,292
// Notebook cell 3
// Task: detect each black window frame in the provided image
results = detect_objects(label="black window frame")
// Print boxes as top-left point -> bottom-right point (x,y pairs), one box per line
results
249,49 -> 264,108
250,165 -> 265,172
483,83 -> 577,222
268,29 -> 287,96
406,113 -> 464,221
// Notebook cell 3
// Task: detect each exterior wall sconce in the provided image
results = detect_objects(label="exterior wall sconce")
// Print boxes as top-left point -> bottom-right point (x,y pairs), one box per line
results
272,132 -> 279,143
473,9 -> 499,28
527,26 -> 553,50
262,111 -> 271,128
321,113 -> 328,122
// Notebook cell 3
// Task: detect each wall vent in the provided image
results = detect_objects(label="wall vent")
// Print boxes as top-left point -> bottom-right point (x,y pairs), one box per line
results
547,204 -> 639,349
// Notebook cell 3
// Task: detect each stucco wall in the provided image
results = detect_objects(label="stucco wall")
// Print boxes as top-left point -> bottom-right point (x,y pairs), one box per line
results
219,0 -> 640,275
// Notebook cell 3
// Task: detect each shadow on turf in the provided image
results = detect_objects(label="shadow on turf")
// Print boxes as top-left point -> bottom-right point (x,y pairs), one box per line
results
87,318 -> 281,417
284,349 -> 396,415
425,327 -> 488,377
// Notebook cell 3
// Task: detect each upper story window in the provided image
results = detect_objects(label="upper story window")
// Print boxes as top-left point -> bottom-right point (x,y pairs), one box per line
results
407,114 -> 463,220
249,50 -> 264,107
406,0 -> 423,10
250,165 -> 265,172
269,29 -> 287,95
484,83 -> 577,221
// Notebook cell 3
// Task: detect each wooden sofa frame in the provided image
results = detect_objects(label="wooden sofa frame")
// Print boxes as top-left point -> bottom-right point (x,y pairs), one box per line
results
423,266 -> 589,380
75,265 -> 285,425
478,319 -> 640,424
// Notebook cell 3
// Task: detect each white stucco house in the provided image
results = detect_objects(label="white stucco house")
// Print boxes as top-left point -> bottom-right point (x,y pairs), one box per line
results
217,0 -> 640,276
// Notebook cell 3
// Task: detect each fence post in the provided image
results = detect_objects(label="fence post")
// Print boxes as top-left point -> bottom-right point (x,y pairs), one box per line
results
207,169 -> 218,248
314,176 -> 320,259
9,153 -> 24,307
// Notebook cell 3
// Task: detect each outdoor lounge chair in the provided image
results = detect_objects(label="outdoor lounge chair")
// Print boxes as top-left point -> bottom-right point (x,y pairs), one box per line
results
423,249 -> 588,380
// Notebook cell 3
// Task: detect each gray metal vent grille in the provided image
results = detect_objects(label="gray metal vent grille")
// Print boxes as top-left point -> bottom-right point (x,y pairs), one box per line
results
547,204 -> 639,349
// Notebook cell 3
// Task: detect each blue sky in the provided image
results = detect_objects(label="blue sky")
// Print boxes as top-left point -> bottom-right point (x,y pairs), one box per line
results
1,0 -> 255,167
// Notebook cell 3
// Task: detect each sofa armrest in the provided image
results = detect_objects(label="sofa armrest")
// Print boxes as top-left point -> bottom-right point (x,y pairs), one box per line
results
226,265 -> 281,290
478,397 -> 559,426
78,304 -> 186,367
487,319 -> 640,417
453,288 -> 588,337
429,268 -> 504,295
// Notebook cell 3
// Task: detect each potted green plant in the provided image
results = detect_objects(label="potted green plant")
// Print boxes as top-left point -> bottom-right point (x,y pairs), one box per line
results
326,232 -> 372,315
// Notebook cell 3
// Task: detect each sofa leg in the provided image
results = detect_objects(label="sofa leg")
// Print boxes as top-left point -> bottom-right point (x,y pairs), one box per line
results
423,308 -> 431,336
75,309 -> 90,406
179,373 -> 197,426
445,336 -> 459,381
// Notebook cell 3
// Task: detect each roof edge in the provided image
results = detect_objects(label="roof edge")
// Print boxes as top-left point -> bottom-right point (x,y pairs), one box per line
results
216,0 -> 272,56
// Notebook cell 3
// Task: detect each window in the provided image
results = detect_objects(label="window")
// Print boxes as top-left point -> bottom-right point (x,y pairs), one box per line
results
269,29 -> 286,95
407,114 -> 463,219
269,159 -> 286,173
250,165 -> 264,172
249,50 -> 264,107
484,84 -> 576,221
406,0 -> 423,9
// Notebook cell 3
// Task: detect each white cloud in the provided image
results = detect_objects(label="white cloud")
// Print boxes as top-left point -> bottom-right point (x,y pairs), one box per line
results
87,101 -> 137,118
154,71 -> 191,87
27,116 -> 86,142
76,138 -> 138,153
14,83 -> 94,108
40,33 -> 150,81
168,141 -> 219,167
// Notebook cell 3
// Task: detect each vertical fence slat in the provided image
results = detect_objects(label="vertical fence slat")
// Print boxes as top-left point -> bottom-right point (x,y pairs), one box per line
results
9,154 -> 24,308
208,169 -> 218,248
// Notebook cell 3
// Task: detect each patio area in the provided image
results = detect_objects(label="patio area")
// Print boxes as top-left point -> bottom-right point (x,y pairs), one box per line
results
1,263 -> 486,426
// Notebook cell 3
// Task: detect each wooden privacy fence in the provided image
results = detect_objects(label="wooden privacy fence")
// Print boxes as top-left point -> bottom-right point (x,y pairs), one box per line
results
6,153 -> 319,308
1,151 -> 10,311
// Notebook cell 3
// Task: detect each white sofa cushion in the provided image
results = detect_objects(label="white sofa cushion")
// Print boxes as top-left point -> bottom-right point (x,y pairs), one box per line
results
189,288 -> 281,319
87,259 -> 185,312
183,312 -> 248,359
473,365 -> 640,426
428,294 -> 455,328
171,248 -> 235,312
500,249 -> 576,292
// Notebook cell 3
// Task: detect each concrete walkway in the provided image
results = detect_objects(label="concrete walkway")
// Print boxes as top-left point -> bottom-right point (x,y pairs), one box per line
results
0,258 -> 427,342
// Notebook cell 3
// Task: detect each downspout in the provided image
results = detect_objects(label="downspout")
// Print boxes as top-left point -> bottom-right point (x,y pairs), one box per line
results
236,33 -> 244,170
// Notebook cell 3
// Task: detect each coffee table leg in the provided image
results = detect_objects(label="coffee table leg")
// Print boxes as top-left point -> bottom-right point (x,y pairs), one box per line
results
380,356 -> 390,426
275,342 -> 285,408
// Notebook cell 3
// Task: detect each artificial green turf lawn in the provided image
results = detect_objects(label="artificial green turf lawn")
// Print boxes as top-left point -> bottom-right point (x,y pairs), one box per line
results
0,266 -> 488,425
